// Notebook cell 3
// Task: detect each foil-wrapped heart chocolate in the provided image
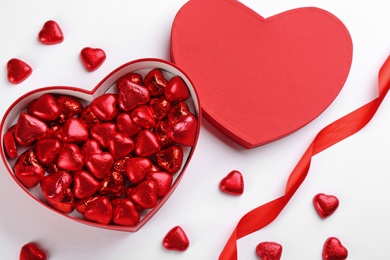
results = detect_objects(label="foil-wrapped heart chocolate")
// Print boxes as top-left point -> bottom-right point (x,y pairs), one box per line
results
0,59 -> 200,232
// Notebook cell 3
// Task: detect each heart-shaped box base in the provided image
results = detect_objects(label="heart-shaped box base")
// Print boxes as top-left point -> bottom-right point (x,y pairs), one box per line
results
0,58 -> 201,232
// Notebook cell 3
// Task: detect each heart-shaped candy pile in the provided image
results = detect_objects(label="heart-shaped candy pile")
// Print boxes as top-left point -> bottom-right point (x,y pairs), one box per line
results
219,170 -> 244,196
0,59 -> 200,231
162,226 -> 190,252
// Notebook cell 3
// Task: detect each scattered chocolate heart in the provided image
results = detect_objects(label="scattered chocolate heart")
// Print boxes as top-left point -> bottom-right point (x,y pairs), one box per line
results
162,226 -> 190,252
219,170 -> 244,196
313,193 -> 339,218
6,58 -> 32,84
322,237 -> 348,260
256,241 -> 283,260
2,65 -> 199,230
80,47 -> 106,72
38,20 -> 64,45
20,242 -> 47,260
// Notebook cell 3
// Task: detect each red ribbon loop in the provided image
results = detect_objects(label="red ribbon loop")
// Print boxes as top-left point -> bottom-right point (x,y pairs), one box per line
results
219,55 -> 390,260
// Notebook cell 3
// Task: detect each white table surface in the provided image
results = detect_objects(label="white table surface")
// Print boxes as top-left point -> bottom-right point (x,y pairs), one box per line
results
1,0 -> 390,259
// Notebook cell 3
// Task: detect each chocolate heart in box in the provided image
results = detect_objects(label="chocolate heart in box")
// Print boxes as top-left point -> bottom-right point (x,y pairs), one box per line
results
0,58 -> 201,232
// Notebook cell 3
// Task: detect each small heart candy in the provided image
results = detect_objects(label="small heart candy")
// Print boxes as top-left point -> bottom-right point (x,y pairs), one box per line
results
117,78 -> 150,111
29,93 -> 61,121
115,73 -> 143,91
61,118 -> 89,143
144,68 -> 168,96
35,138 -> 63,165
80,47 -> 106,72
38,20 -> 64,45
130,180 -> 158,208
90,122 -> 117,148
14,149 -> 44,188
83,196 -> 113,224
150,96 -> 172,121
20,242 -> 47,260
134,129 -> 161,157
162,226 -> 190,252
166,113 -> 198,147
165,76 -> 190,102
14,113 -> 48,146
40,170 -> 72,205
81,139 -> 102,158
219,170 -> 244,196
107,132 -> 134,159
256,241 -> 283,260
73,170 -> 101,199
75,195 -> 100,215
3,131 -> 18,159
322,237 -> 348,260
57,95 -> 83,123
125,157 -> 152,184
168,102 -> 190,124
51,187 -> 75,213
156,145 -> 183,174
90,93 -> 118,121
131,105 -> 156,129
154,121 -> 172,148
78,106 -> 101,129
112,198 -> 140,226
116,112 -> 141,137
7,58 -> 32,84
99,171 -> 125,197
112,157 -> 129,174
85,152 -> 114,179
57,143 -> 84,171
313,193 -> 339,218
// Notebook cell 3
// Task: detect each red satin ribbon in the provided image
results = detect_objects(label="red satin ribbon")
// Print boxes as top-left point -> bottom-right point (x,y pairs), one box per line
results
219,55 -> 390,260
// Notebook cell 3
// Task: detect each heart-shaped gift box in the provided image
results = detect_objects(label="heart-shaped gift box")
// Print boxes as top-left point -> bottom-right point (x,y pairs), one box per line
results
171,0 -> 353,148
0,58 -> 201,232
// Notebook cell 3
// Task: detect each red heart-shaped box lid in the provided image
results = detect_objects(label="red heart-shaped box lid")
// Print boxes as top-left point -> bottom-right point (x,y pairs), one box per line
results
171,0 -> 353,148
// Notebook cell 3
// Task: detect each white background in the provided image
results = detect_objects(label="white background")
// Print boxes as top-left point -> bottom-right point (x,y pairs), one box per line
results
1,0 -> 390,259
